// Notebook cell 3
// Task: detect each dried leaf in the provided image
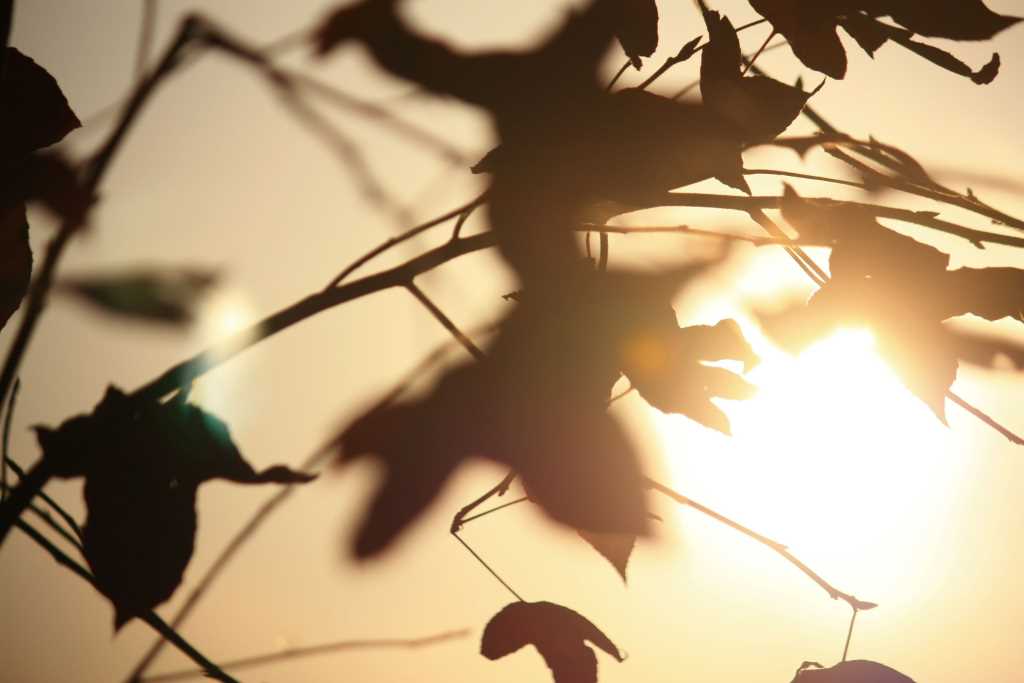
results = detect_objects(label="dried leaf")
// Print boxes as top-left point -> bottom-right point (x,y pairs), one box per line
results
793,659 -> 916,683
36,387 -> 315,628
58,268 -> 219,325
481,601 -> 621,683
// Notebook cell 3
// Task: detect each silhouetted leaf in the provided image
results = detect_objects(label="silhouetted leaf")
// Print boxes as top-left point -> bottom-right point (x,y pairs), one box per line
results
747,0 -> 850,79
700,10 -> 814,143
873,0 -> 1020,41
621,313 -> 758,435
578,529 -> 635,581
793,659 -> 916,683
36,387 -> 315,628
614,0 -> 658,68
58,268 -> 219,325
0,201 -> 30,332
481,601 -> 621,683
1,47 -> 80,159
882,27 -> 1002,84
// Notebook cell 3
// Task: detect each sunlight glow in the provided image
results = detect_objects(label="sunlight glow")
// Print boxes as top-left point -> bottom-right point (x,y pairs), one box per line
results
654,325 -> 965,595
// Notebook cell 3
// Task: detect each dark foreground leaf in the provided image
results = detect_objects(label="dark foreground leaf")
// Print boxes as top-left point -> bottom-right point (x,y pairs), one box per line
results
614,0 -> 658,68
58,268 -> 219,325
481,601 -> 622,683
792,659 -> 916,683
1,47 -> 80,159
0,202 -> 31,331
577,529 -> 636,581
36,387 -> 315,628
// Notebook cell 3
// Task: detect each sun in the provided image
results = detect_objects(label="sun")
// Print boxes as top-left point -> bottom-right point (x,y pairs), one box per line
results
652,324 -> 967,591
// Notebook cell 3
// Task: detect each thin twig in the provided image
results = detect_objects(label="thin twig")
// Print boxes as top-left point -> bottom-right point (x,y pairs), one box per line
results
947,391 -> 1024,445
1,377 -> 17,501
458,497 -> 529,527
134,0 -> 157,83
647,479 -> 877,611
637,18 -> 767,91
744,168 -> 868,190
841,607 -> 858,662
139,629 -> 470,682
451,472 -> 517,533
747,208 -> 828,286
452,531 -> 525,602
14,519 -> 238,683
739,29 -> 775,77
406,282 -> 485,361
326,193 -> 488,288
6,458 -> 84,545
606,59 -> 631,91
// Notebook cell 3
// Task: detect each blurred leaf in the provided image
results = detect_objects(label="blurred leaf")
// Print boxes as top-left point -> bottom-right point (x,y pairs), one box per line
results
700,10 -> 814,143
58,268 -> 219,325
1,47 -> 80,159
793,659 -> 916,683
36,387 -> 315,628
614,0 -> 658,68
481,601 -> 621,683
578,529 -> 635,581
947,326 -> 1024,370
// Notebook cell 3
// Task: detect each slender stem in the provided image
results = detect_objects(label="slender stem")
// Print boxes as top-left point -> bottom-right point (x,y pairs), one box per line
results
14,519 -> 238,683
747,208 -> 828,286
134,0 -> 157,82
406,282 -> 485,360
606,59 -> 631,91
740,29 -> 775,77
6,457 -> 84,544
744,168 -> 867,190
26,504 -> 83,552
452,531 -> 525,602
458,497 -> 529,526
637,18 -> 767,91
326,193 -> 487,288
139,629 -> 469,682
451,472 -> 517,533
1,378 -> 17,501
947,391 -> 1024,445
647,478 -> 877,610
578,223 -> 808,246
598,232 -> 609,271
841,607 -> 858,662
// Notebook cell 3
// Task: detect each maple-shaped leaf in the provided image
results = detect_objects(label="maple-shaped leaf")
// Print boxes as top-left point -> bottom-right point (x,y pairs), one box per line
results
36,387 -> 314,628
481,601 -> 622,683
578,529 -> 636,581
58,268 -> 219,325
614,0 -> 658,68
700,10 -> 814,143
871,0 -> 1020,41
793,659 -> 916,683
747,0 -> 852,79
620,313 -> 758,435
1,48 -> 80,159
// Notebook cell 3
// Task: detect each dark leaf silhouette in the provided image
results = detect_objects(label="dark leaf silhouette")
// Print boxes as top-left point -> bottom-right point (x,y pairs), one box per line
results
35,387 -> 315,628
58,268 -> 219,325
0,201 -> 31,331
622,315 -> 758,435
1,48 -> 82,334
578,529 -> 635,581
700,10 -> 814,143
1,47 -> 80,159
747,0 -> 850,79
873,0 -> 1020,41
793,659 -> 916,683
614,0 -> 658,68
481,601 -> 622,683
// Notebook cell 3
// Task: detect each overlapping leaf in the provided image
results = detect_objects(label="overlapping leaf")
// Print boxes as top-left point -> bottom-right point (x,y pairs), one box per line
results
700,9 -> 815,144
36,387 -> 315,628
481,601 -> 621,683
763,186 -> 1024,419
792,659 -> 916,683
747,0 -> 1019,82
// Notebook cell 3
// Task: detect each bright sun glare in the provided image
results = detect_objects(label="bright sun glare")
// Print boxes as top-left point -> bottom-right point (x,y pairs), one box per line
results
654,324 -> 965,591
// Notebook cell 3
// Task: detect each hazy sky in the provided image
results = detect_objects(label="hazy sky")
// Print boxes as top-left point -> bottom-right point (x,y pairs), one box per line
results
4,1 -> 1024,682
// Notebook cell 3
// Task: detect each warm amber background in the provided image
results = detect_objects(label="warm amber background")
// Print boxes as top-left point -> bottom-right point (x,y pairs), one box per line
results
3,1 -> 1024,681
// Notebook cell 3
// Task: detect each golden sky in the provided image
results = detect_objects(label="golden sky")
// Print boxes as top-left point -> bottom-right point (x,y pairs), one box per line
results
3,1 -> 1024,681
